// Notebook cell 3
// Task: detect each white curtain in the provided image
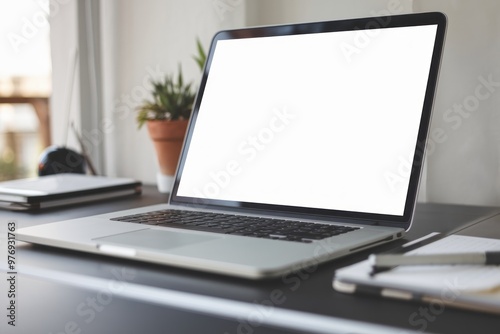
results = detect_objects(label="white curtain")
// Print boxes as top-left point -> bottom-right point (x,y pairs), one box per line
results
414,0 -> 500,205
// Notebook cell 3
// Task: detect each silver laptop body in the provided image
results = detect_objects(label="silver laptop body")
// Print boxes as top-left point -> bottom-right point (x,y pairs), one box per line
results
17,12 -> 446,279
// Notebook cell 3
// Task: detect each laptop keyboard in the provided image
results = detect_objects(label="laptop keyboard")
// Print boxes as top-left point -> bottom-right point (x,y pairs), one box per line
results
111,210 -> 360,243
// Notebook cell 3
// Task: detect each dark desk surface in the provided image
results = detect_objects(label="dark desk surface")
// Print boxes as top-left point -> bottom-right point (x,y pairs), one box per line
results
1,185 -> 500,334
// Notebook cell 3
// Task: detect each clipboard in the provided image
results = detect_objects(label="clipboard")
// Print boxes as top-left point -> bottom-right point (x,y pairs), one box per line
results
333,213 -> 500,315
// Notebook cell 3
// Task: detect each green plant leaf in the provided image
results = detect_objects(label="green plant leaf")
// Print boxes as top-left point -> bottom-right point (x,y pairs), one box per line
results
135,67 -> 195,127
193,37 -> 207,71
136,38 -> 207,128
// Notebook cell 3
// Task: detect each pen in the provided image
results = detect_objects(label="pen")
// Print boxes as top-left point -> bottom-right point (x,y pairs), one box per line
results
369,251 -> 500,276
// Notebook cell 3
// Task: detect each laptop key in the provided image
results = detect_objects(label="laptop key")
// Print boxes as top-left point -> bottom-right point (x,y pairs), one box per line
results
156,222 -> 228,234
133,220 -> 160,225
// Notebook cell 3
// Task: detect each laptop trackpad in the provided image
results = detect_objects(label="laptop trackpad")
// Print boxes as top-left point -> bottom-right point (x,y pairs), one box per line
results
94,229 -> 220,251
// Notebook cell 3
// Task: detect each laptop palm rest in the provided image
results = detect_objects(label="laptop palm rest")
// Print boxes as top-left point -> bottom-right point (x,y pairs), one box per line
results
94,229 -> 221,252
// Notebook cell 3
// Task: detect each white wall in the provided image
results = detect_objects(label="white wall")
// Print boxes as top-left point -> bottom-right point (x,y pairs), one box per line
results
246,0 -> 413,25
100,0 -> 246,183
414,1 -> 500,205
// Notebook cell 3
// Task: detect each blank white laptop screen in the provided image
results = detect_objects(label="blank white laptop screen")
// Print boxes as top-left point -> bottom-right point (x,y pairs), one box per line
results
177,25 -> 438,216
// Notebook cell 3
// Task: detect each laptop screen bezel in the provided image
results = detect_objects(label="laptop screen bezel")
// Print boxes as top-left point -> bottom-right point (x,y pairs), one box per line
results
169,12 -> 447,229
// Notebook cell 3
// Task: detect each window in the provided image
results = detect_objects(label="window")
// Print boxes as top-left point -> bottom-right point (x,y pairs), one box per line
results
0,0 -> 52,180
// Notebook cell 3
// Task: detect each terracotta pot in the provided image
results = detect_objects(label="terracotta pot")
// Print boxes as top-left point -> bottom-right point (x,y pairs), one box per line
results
147,119 -> 189,176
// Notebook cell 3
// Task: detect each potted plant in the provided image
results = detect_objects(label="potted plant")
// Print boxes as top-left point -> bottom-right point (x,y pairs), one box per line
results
137,39 -> 206,192
137,68 -> 195,192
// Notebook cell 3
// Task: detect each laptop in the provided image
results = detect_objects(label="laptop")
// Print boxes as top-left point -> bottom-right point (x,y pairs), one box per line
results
17,12 -> 447,279
0,174 -> 141,210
